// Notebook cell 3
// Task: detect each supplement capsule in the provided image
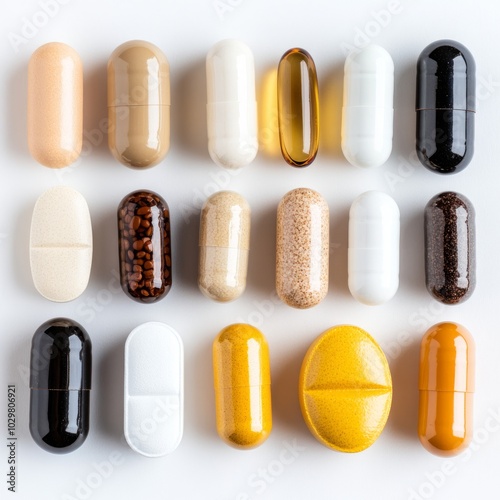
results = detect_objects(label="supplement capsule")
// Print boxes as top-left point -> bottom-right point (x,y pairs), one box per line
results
30,185 -> 93,302
276,188 -> 329,309
213,324 -> 271,449
277,48 -> 319,167
206,39 -> 258,169
348,191 -> 400,305
198,191 -> 250,302
117,190 -> 172,303
30,318 -> 91,453
108,40 -> 170,168
342,45 -> 394,168
425,191 -> 476,304
299,325 -> 392,452
419,322 -> 475,456
416,40 -> 475,174
124,322 -> 183,457
28,42 -> 83,168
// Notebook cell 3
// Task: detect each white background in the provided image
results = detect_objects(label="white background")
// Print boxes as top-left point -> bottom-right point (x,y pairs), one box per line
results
0,0 -> 499,499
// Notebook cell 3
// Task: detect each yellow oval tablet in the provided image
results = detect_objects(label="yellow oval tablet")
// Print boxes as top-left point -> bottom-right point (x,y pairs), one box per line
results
299,325 -> 392,452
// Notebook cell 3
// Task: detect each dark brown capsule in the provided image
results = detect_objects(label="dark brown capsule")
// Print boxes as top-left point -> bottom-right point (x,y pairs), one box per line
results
117,189 -> 172,303
424,192 -> 475,304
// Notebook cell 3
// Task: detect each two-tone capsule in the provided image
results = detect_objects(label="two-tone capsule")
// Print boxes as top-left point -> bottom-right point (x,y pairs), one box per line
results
108,40 -> 170,168
348,191 -> 400,305
206,40 -> 258,169
276,188 -> 329,308
198,191 -> 251,302
213,324 -> 272,449
416,40 -> 476,174
277,48 -> 319,167
117,190 -> 172,303
425,191 -> 476,304
28,42 -> 83,168
30,318 -> 91,453
419,322 -> 475,456
342,45 -> 394,168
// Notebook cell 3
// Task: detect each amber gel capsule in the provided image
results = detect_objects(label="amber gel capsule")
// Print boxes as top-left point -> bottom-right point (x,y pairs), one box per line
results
419,322 -> 475,456
213,324 -> 272,449
28,42 -> 83,168
30,318 -> 91,453
108,41 -> 170,168
277,48 -> 319,167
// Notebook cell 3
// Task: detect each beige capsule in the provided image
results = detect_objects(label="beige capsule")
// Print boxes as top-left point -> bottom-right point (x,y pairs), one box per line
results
276,188 -> 329,308
199,191 -> 250,302
27,42 -> 83,168
108,40 -> 170,169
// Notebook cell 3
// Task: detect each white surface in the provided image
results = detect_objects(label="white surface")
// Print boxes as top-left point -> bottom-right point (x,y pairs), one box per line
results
124,322 -> 183,457
0,0 -> 498,499
348,191 -> 400,305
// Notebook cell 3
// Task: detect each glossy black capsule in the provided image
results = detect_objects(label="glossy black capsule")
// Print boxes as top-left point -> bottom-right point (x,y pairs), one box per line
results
416,40 -> 475,174
30,318 -> 91,453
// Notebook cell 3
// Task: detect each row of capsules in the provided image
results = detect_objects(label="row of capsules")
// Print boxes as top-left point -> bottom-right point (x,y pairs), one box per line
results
25,39 -> 475,457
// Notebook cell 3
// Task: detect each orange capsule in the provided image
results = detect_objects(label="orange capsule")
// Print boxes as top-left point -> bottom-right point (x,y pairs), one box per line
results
418,322 -> 475,457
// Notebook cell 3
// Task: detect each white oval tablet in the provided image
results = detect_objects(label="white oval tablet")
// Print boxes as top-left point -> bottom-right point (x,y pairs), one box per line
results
30,185 -> 92,302
124,322 -> 184,457
341,45 -> 394,168
206,39 -> 258,169
348,191 -> 400,305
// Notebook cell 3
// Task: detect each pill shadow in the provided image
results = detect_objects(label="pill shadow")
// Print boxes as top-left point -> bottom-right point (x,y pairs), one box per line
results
387,336 -> 420,441
6,60 -> 28,158
172,58 -> 208,160
319,63 -> 344,161
82,61 -> 109,164
97,335 -> 126,442
330,202 -> 350,298
400,206 -> 425,295
17,198 -> 39,298
247,203 -> 276,296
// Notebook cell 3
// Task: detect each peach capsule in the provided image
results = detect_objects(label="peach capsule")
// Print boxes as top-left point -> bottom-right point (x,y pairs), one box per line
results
27,42 -> 83,168
418,322 -> 475,456
213,324 -> 272,449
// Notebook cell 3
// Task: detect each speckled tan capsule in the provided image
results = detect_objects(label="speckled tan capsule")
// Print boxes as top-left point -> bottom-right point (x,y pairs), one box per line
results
199,191 -> 250,302
28,42 -> 83,168
276,188 -> 329,308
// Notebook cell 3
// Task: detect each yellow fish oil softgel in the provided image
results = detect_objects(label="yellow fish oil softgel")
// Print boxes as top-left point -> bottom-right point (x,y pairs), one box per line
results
213,324 -> 271,449
299,325 -> 392,452
277,48 -> 319,167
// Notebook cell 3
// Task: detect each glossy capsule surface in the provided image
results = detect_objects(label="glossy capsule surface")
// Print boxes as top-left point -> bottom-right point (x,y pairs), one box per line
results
419,322 -> 475,456
28,42 -> 83,168
30,318 -> 91,454
416,40 -> 475,174
213,324 -> 272,449
108,40 -> 170,168
276,188 -> 329,308
199,191 -> 251,302
299,325 -> 392,452
425,191 -> 475,304
277,48 -> 319,167
118,190 -> 172,303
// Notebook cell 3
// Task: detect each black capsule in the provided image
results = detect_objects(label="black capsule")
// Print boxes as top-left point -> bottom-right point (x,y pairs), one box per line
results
416,40 -> 475,174
29,318 -> 92,453
425,192 -> 476,304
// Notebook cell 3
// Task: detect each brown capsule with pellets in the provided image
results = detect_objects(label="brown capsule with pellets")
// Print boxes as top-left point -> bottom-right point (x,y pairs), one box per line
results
117,190 -> 172,303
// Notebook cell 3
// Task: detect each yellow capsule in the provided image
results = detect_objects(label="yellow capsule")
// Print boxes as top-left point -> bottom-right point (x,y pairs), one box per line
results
213,324 -> 272,449
277,48 -> 319,167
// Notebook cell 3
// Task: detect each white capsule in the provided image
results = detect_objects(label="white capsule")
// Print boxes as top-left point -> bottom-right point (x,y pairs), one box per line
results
348,191 -> 400,305
341,45 -> 394,168
206,39 -> 258,169
124,322 -> 184,457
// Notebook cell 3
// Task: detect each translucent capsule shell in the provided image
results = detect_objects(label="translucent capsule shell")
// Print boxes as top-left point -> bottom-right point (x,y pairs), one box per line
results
277,48 -> 319,167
